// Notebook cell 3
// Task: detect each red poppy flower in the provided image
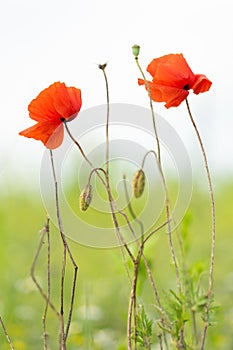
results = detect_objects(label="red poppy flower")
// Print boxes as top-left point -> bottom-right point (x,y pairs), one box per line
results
19,82 -> 82,149
138,54 -> 212,108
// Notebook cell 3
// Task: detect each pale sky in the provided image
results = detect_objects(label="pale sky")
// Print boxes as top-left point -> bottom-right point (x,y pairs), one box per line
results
1,0 -> 233,188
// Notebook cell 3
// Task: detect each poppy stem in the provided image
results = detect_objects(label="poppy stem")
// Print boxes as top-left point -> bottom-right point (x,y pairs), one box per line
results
42,217 -> 51,350
119,193 -> 171,350
64,103 -> 168,349
65,122 -> 139,350
98,64 -> 110,178
0,316 -> 15,350
185,98 -> 216,349
123,175 -> 144,349
98,65 -> 138,350
30,216 -> 60,349
134,57 -> 161,165
49,150 -> 78,349
141,149 -> 181,293
64,122 -> 93,168
30,218 -> 60,318
86,167 -> 108,188
29,221 -> 54,350
64,122 -> 136,263
134,59 -> 182,293
123,175 -> 170,349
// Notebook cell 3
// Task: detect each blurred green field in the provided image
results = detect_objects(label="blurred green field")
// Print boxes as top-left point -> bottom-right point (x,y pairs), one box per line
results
0,179 -> 233,349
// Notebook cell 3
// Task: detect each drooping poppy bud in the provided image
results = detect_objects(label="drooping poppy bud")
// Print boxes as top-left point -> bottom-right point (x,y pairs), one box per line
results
132,45 -> 140,58
79,185 -> 93,211
132,169 -> 145,198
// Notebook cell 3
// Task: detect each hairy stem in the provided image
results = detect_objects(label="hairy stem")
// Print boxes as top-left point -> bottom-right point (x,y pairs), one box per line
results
123,175 -> 169,350
65,123 -> 135,264
0,317 -> 15,350
99,64 -> 110,177
136,56 -> 181,292
30,218 -> 59,317
142,149 -> 181,292
135,57 -> 161,164
185,99 -> 216,350
123,175 -> 144,349
42,220 -> 51,350
50,150 -> 78,349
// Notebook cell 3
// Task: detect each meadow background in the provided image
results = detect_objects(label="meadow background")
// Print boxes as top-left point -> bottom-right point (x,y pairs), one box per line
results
0,178 -> 233,349
1,0 -> 233,348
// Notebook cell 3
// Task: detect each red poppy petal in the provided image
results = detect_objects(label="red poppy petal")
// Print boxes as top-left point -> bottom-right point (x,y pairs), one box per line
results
19,121 -> 64,149
28,83 -> 61,122
138,78 -> 188,108
53,83 -> 82,120
138,78 -> 145,86
147,54 -> 196,89
150,84 -> 189,108
138,79 -> 189,108
45,123 -> 64,149
192,74 -> 212,94
67,87 -> 82,117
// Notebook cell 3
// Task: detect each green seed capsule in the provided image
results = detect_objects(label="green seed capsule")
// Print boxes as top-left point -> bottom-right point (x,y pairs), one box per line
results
132,44 -> 140,58
132,169 -> 145,198
79,185 -> 92,211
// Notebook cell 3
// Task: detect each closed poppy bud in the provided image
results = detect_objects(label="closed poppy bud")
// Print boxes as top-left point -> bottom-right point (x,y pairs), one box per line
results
132,169 -> 145,198
79,185 -> 93,212
132,45 -> 140,58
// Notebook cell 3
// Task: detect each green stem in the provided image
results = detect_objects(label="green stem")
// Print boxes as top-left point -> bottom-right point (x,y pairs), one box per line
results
64,122 -> 135,262
123,175 -> 144,349
0,317 -> 15,350
50,150 -> 78,349
30,220 -> 59,317
123,175 -> 169,350
99,64 -> 110,177
135,57 -> 161,164
42,218 -> 51,350
141,149 -> 181,293
185,98 -> 216,350
134,57 -> 181,293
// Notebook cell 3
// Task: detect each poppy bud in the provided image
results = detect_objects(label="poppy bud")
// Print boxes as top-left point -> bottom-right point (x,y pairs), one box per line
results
79,185 -> 93,211
132,169 -> 145,198
132,45 -> 140,58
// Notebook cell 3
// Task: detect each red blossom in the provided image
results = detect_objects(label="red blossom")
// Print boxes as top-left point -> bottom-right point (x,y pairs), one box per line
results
138,54 -> 212,108
19,82 -> 82,149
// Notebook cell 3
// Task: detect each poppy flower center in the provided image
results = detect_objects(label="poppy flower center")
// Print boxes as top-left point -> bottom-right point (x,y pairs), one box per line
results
60,117 -> 65,122
183,84 -> 189,90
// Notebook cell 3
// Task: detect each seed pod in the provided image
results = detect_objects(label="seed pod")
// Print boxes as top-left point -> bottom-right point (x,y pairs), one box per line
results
132,169 -> 145,198
132,44 -> 140,58
79,185 -> 93,211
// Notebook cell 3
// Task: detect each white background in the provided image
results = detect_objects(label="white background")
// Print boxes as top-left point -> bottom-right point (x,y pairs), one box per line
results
1,0 -> 232,188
